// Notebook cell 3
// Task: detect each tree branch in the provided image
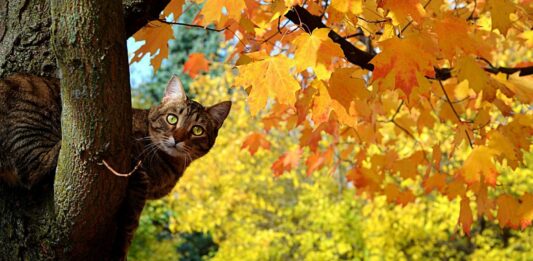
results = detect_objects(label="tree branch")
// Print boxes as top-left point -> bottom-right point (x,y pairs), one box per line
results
284,5 -> 533,79
285,5 -> 375,71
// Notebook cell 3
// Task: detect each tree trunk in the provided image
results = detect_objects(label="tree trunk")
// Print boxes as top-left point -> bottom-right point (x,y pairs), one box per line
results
0,0 -> 168,259
50,0 -> 132,258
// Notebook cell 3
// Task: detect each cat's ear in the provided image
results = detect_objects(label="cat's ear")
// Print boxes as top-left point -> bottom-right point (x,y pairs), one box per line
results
163,75 -> 187,103
207,101 -> 231,129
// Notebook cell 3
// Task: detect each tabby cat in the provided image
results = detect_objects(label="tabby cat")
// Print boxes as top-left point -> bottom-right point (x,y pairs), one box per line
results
0,74 -> 231,258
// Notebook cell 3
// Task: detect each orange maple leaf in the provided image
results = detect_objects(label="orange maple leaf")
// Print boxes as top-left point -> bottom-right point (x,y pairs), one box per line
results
371,33 -> 437,97
433,15 -> 490,59
131,21 -> 174,73
241,132 -> 271,156
183,53 -> 210,78
162,0 -> 185,19
271,149 -> 302,176
459,196 -> 473,235
496,194 -> 521,229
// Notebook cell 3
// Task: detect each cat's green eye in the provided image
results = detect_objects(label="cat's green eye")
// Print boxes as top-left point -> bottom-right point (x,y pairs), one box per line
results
191,125 -> 204,136
166,114 -> 178,125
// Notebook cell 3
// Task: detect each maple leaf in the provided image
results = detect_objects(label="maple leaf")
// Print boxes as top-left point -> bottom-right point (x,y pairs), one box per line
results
183,53 -> 210,78
306,148 -> 334,176
199,0 -> 246,25
496,194 -> 521,229
346,167 -> 383,198
397,189 -> 416,206
241,132 -> 271,156
423,173 -> 446,194
432,15 -> 490,59
310,80 -> 332,126
131,21 -> 175,73
371,33 -> 437,97
460,146 -> 498,185
328,68 -> 369,110
392,151 -> 425,180
459,196 -> 473,235
493,73 -> 533,103
235,53 -> 301,115
487,130 -> 519,169
445,180 -> 466,200
378,0 -> 426,25
163,0 -> 185,19
454,56 -> 489,93
293,28 -> 343,80
488,0 -> 516,35
271,149 -> 302,176
475,182 -> 494,219
384,184 -> 400,203
520,31 -> 533,47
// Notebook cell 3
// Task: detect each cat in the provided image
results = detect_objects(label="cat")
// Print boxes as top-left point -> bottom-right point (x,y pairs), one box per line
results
0,74 -> 231,258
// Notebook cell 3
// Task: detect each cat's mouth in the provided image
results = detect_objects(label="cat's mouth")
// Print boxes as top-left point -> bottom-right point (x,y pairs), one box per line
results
159,138 -> 187,158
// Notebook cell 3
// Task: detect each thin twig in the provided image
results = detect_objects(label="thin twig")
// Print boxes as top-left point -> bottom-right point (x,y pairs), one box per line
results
157,19 -> 227,32
467,0 -> 478,21
438,80 -> 474,148
102,160 -> 143,177
438,80 -> 465,123
357,16 -> 390,24
400,0 -> 432,35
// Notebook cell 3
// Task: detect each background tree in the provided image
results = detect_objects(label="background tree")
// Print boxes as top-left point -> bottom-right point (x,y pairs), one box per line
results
131,0 -> 533,236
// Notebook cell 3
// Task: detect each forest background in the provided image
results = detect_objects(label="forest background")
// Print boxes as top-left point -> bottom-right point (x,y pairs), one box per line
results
126,2 -> 533,260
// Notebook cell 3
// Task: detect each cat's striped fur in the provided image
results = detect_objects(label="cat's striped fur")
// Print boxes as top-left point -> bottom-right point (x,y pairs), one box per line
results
0,74 -> 231,258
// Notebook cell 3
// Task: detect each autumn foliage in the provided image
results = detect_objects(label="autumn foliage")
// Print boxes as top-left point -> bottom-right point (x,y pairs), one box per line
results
131,0 -> 533,234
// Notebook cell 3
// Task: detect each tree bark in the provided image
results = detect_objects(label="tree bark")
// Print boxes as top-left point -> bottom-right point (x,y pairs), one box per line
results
0,0 -> 167,259
49,0 -> 131,258
0,0 -> 170,78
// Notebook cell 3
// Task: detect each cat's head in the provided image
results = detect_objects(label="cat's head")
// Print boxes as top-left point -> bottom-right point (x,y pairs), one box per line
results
148,75 -> 231,159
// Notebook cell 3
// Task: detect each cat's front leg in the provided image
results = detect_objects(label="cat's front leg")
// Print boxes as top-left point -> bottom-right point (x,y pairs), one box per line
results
112,170 -> 149,260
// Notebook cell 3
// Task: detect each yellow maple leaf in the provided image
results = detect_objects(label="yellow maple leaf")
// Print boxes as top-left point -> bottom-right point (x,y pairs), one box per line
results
378,0 -> 426,25
493,73 -> 533,103
236,54 -> 300,115
293,28 -> 343,80
519,30 -> 533,47
487,130 -> 519,169
460,146 -> 498,185
310,80 -> 332,126
454,56 -> 489,93
488,0 -> 516,35
131,21 -> 175,73
200,0 -> 246,25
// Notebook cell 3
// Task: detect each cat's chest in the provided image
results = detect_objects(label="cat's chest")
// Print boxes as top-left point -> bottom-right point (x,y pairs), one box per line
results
145,169 -> 181,199
141,152 -> 185,200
